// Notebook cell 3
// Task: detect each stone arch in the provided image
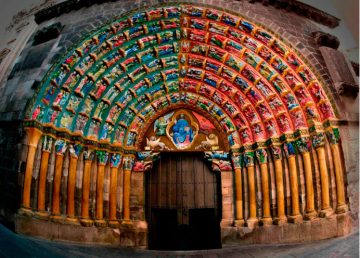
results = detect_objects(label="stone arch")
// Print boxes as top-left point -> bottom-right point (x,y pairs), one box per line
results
18,3 -> 350,247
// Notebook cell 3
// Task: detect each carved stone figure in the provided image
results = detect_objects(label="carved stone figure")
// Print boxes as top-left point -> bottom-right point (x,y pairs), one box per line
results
146,136 -> 169,150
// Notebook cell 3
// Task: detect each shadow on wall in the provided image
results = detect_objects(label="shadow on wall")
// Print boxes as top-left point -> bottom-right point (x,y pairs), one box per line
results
0,121 -> 25,231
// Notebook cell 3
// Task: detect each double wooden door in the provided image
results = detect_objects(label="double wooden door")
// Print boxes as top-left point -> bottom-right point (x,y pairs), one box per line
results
146,152 -> 221,250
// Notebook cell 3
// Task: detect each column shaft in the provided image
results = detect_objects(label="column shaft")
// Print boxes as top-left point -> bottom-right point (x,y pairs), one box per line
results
37,151 -> 50,212
331,144 -> 347,213
247,166 -> 257,223
66,156 -> 78,219
260,163 -> 271,224
51,154 -> 64,216
109,167 -> 118,221
22,128 -> 42,209
274,159 -> 287,224
316,146 -> 333,217
80,160 -> 93,226
96,164 -> 105,221
302,152 -> 317,219
288,156 -> 302,222
123,169 -> 131,221
234,168 -> 244,223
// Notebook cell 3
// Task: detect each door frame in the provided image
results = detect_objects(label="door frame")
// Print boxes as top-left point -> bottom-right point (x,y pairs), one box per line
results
144,151 -> 225,250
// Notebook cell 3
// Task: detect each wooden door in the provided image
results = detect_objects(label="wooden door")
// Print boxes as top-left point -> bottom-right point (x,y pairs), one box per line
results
146,152 -> 221,250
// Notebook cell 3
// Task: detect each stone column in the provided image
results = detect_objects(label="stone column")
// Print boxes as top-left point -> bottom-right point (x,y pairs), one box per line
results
122,155 -> 135,225
284,142 -> 302,223
36,135 -> 53,218
297,138 -> 317,220
66,144 -> 82,224
80,149 -> 94,226
271,146 -> 287,225
21,127 -> 43,213
326,128 -> 348,214
95,150 -> 109,227
109,153 -> 122,228
312,133 -> 334,217
244,152 -> 258,228
51,139 -> 67,221
231,154 -> 244,226
256,149 -> 272,225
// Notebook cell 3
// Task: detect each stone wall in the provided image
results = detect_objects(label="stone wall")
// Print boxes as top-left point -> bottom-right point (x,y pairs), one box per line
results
0,0 -> 357,237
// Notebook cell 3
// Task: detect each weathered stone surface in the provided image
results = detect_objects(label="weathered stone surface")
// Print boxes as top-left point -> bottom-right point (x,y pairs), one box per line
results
319,46 -> 359,97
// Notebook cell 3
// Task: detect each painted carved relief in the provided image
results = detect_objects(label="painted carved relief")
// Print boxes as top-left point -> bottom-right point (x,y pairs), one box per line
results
26,4 -> 337,152
143,109 -> 227,151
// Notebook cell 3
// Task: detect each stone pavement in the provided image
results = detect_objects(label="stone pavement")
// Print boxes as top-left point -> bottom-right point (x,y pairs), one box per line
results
0,224 -> 358,258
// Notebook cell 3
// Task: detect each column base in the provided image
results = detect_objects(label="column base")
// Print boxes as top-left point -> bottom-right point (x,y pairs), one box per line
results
108,220 -> 119,228
304,210 -> 317,220
260,217 -> 273,226
335,204 -> 348,214
220,219 -> 234,227
34,211 -> 50,220
65,217 -> 80,225
288,214 -> 303,224
245,218 -> 258,228
121,220 -> 134,228
50,214 -> 63,223
18,207 -> 33,216
273,216 -> 287,225
80,218 -> 94,227
94,219 -> 107,227
233,219 -> 245,227
319,208 -> 334,218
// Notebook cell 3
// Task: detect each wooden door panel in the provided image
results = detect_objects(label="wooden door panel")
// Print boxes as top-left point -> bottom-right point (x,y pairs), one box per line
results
146,152 -> 221,250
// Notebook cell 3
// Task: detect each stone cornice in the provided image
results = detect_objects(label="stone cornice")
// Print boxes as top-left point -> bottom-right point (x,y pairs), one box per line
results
34,0 -> 340,28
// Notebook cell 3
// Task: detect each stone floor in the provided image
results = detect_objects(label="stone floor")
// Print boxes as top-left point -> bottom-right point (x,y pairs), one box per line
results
0,223 -> 358,258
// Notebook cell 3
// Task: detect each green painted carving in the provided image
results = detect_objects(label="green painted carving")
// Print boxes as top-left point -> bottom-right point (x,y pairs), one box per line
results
296,137 -> 312,153
96,150 -> 109,165
255,148 -> 268,164
326,128 -> 340,145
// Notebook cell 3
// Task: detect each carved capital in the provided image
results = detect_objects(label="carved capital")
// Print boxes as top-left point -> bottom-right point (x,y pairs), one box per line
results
110,153 -> 122,168
231,154 -> 242,169
133,151 -> 160,172
42,135 -> 53,152
296,137 -> 312,153
311,132 -> 326,148
83,149 -> 94,161
204,151 -> 229,162
96,150 -> 109,165
54,139 -> 67,155
211,159 -> 232,172
283,142 -> 297,158
255,149 -> 268,164
243,152 -> 255,167
69,144 -> 82,158
326,127 -> 340,145
271,146 -> 282,160
123,155 -> 135,171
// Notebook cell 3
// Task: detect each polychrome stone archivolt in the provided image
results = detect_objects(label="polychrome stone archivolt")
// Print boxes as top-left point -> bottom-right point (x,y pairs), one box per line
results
26,4 -> 339,152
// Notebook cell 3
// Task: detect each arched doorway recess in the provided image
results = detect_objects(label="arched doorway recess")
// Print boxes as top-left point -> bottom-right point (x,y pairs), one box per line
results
16,3 -> 351,247
146,152 -> 221,250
